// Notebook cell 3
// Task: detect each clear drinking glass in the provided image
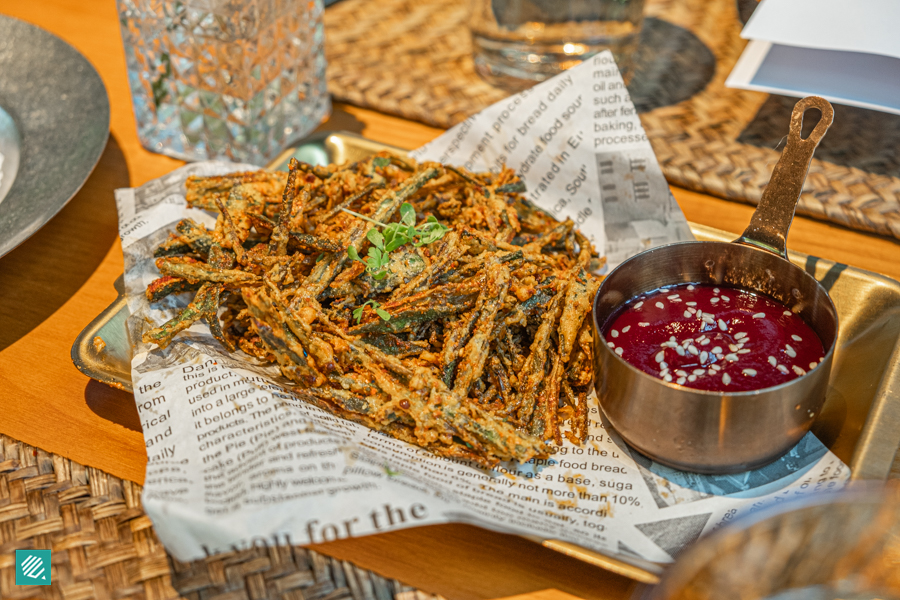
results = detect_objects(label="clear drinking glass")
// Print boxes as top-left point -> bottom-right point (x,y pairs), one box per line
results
470,0 -> 645,89
117,0 -> 330,165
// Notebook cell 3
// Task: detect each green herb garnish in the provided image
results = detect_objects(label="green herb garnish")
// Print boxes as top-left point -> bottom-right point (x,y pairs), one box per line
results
353,300 -> 391,323
343,202 -> 450,280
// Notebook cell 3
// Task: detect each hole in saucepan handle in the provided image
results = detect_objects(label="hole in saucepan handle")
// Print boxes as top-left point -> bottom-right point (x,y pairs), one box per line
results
800,108 -> 822,141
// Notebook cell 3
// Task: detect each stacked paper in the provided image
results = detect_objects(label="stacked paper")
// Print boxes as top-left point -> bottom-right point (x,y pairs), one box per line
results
727,0 -> 900,116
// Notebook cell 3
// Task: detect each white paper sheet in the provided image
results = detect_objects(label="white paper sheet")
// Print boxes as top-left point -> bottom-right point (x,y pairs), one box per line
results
118,52 -> 849,566
726,40 -> 900,116
742,0 -> 900,60
727,0 -> 900,115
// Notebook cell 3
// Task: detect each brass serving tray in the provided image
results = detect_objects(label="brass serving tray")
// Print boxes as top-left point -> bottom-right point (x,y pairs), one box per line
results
71,131 -> 900,584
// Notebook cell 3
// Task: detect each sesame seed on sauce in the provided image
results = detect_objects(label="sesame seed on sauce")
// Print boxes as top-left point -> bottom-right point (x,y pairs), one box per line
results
603,283 -> 825,391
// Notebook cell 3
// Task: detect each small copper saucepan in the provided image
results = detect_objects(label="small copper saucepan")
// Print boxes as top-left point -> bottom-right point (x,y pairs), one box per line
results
591,96 -> 838,474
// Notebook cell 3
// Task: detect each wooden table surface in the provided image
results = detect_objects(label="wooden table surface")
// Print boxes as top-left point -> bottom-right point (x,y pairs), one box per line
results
1,1 -> 899,599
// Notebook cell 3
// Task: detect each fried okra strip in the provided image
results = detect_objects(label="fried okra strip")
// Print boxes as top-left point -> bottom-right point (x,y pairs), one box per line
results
214,196 -> 251,266
440,309 -> 479,388
566,318 -> 595,388
558,249 -> 601,364
544,351 -> 564,443
175,219 -> 214,256
305,387 -> 409,425
289,232 -> 343,254
142,284 -> 218,349
156,257 -> 261,286
513,285 -> 566,425
489,359 -> 518,419
146,276 -> 202,303
153,234 -> 192,257
360,333 -> 429,357
268,158 -> 302,256
202,244 -> 236,351
452,263 -> 510,397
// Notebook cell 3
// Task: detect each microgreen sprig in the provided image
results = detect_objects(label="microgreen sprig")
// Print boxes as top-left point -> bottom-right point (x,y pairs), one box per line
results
343,202 -> 451,280
353,300 -> 391,323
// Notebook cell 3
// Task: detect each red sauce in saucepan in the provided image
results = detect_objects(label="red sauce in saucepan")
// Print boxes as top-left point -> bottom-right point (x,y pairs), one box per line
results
602,283 -> 825,392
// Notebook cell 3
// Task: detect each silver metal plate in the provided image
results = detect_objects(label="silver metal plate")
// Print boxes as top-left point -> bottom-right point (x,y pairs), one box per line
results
71,131 -> 900,584
0,15 -> 110,258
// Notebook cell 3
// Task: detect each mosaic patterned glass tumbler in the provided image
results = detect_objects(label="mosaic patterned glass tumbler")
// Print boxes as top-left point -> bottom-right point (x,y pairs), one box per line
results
117,0 -> 330,165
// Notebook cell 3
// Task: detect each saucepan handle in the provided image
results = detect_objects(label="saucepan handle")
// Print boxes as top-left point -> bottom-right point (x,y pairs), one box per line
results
734,96 -> 834,259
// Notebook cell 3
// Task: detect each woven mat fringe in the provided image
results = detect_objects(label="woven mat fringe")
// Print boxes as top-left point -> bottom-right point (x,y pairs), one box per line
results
0,434 -> 443,600
324,0 -> 900,242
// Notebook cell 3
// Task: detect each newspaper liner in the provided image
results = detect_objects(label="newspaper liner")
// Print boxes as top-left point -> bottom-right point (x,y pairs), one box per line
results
118,52 -> 849,564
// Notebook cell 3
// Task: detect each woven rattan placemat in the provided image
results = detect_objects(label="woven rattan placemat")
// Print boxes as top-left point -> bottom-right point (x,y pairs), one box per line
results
324,0 -> 900,241
0,434 -> 442,600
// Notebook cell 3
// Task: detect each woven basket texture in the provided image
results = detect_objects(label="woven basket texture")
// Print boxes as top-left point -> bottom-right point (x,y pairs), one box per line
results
1,436 -> 897,600
323,0 -> 900,241
0,434 -> 442,600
